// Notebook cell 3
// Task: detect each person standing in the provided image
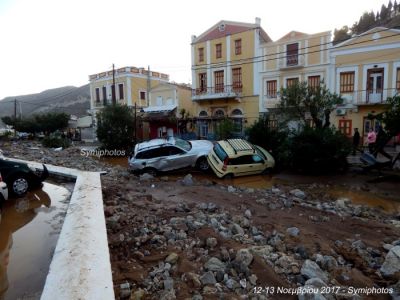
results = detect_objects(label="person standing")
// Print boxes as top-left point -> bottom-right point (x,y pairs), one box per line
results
367,128 -> 376,154
352,128 -> 360,155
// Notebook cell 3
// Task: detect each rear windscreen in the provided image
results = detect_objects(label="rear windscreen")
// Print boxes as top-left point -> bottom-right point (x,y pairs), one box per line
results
214,144 -> 228,162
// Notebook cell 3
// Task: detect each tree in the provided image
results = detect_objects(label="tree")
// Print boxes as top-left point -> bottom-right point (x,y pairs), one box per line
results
215,118 -> 236,140
277,81 -> 343,129
333,26 -> 352,44
96,104 -> 135,151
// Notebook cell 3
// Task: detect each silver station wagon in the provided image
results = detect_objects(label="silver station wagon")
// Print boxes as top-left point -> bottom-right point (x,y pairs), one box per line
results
128,137 -> 213,176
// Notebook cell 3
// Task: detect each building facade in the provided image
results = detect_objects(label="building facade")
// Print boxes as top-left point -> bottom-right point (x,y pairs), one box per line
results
330,27 -> 400,144
89,66 -> 192,140
191,18 -> 271,139
260,30 -> 331,125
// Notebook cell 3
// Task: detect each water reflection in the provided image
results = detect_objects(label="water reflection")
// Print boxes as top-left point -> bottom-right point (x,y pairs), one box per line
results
0,183 -> 70,300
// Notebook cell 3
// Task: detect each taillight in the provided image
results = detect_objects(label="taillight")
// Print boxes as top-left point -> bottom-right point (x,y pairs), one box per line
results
222,157 -> 229,171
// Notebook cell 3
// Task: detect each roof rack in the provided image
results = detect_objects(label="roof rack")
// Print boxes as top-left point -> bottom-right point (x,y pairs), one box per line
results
225,139 -> 256,154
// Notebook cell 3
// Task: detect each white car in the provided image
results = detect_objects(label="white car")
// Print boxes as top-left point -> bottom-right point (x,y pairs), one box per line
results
0,172 -> 9,202
129,137 -> 213,175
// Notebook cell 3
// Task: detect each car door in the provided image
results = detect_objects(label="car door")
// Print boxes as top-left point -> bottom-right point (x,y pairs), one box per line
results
162,146 -> 188,170
251,154 -> 266,174
228,155 -> 255,176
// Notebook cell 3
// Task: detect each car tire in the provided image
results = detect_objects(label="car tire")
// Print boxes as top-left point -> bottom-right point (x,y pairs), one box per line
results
142,168 -> 157,177
262,168 -> 273,175
196,157 -> 209,172
223,173 -> 234,179
8,174 -> 29,196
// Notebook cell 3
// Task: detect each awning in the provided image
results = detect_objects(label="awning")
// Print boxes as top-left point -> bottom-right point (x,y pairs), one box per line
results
143,104 -> 177,113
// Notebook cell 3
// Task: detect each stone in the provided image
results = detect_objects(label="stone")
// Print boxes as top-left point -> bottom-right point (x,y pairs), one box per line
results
249,274 -> 258,285
182,174 -> 194,186
200,271 -> 217,285
204,257 -> 226,272
335,198 -> 350,209
227,186 -> 236,193
380,246 -> 400,276
231,223 -> 245,236
130,288 -> 145,300
286,227 -> 300,237
271,188 -> 281,194
321,256 -> 338,272
163,278 -> 174,291
235,248 -> 253,267
383,244 -> 394,251
120,282 -> 131,298
184,272 -> 201,288
139,173 -> 153,181
298,278 -> 328,300
290,189 -> 306,199
244,209 -> 252,218
301,259 -> 328,283
207,202 -> 217,212
206,237 -> 218,249
225,278 -> 239,290
165,252 -> 179,264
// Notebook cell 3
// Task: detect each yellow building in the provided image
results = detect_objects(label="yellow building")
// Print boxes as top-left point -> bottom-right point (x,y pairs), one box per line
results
330,27 -> 400,144
89,66 -> 192,140
260,30 -> 331,122
191,18 -> 272,139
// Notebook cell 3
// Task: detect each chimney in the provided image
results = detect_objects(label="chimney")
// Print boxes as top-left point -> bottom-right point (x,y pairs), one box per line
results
191,35 -> 197,43
255,17 -> 261,26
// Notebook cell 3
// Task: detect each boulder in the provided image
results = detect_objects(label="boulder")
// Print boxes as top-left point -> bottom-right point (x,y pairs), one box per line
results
301,259 -> 328,283
381,246 -> 400,277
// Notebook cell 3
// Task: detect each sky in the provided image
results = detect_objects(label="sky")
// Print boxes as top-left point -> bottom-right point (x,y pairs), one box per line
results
0,0 -> 386,100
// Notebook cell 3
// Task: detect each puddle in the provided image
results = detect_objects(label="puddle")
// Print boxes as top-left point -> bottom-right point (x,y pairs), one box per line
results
0,182 -> 72,300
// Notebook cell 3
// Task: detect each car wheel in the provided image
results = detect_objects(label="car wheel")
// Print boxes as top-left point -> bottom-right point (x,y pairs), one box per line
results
223,173 -> 234,179
9,175 -> 29,196
196,157 -> 209,172
262,168 -> 273,175
142,168 -> 157,177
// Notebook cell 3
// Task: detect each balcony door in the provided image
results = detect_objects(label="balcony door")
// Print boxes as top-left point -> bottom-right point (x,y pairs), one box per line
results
367,69 -> 383,103
286,43 -> 299,66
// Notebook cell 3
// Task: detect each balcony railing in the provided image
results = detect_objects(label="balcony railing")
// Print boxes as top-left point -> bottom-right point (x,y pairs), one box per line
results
278,54 -> 305,69
192,85 -> 242,101
340,88 -> 399,105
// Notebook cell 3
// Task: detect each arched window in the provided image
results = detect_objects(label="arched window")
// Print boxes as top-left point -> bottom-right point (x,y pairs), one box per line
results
199,111 -> 208,117
231,109 -> 243,117
214,109 -> 224,117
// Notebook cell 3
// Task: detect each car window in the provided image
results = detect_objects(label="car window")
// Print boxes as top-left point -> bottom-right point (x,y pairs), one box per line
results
255,146 -> 267,160
167,146 -> 185,155
252,155 -> 264,164
174,138 -> 191,151
229,155 -> 254,165
214,144 -> 228,162
136,148 -> 160,159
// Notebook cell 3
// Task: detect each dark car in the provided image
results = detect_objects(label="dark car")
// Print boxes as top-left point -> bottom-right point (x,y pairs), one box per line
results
0,158 -> 48,196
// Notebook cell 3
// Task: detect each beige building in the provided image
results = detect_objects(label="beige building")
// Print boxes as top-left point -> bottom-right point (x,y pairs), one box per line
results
191,18 -> 271,139
330,27 -> 400,144
89,66 -> 192,139
260,30 -> 332,123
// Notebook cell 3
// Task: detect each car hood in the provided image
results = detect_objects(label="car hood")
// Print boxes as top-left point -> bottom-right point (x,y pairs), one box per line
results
189,140 -> 214,152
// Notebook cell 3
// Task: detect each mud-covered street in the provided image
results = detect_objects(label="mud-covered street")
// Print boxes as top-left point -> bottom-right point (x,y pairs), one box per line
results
1,141 -> 400,300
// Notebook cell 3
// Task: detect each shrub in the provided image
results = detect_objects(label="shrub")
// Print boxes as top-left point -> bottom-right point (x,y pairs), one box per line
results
42,136 -> 71,148
289,127 -> 351,173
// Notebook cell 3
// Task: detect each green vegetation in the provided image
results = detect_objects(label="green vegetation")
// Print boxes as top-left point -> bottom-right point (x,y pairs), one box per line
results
215,118 -> 238,140
96,104 -> 135,151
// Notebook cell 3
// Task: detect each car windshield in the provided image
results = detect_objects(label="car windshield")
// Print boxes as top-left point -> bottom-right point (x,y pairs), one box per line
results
174,138 -> 191,151
255,145 -> 267,160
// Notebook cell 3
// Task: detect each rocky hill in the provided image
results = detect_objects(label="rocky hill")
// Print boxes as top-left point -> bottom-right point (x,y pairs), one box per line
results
0,84 -> 91,119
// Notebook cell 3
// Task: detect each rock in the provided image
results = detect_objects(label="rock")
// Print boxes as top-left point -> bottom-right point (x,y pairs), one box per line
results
207,202 -> 217,212
120,282 -> 131,298
321,256 -> 338,272
227,186 -> 236,193
271,188 -> 281,194
383,244 -> 394,251
200,271 -> 217,285
165,253 -> 179,264
351,240 -> 366,249
163,278 -> 174,291
235,248 -> 254,267
283,198 -> 293,208
182,174 -> 194,186
249,274 -> 258,285
206,237 -> 218,249
290,189 -> 306,199
160,289 -> 176,300
286,227 -> 300,237
191,294 -> 203,300
295,245 -> 309,259
225,278 -> 239,290
301,260 -> 328,283
131,288 -> 145,300
298,278 -> 328,300
220,248 -> 230,262
335,197 -> 350,209
380,246 -> 400,276
231,223 -> 245,236
184,272 -> 201,288
244,209 -> 252,218
139,173 -> 153,181
205,257 -> 226,272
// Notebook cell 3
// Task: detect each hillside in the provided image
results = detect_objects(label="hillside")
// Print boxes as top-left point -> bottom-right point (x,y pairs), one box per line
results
0,84 -> 91,119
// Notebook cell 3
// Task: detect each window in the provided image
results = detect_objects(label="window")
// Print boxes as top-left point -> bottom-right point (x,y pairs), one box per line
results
338,119 -> 352,137
286,43 -> 299,66
214,70 -> 224,93
235,39 -> 242,55
214,109 -> 224,117
199,122 -> 208,138
232,68 -> 242,92
118,83 -> 124,100
340,72 -> 355,93
229,155 -> 254,165
198,73 -> 207,93
95,88 -> 100,103
102,86 -> 107,104
216,43 -> 222,59
199,111 -> 208,117
198,47 -> 204,62
286,77 -> 299,88
140,91 -> 146,100
308,76 -> 320,90
396,68 -> 400,91
266,80 -> 277,98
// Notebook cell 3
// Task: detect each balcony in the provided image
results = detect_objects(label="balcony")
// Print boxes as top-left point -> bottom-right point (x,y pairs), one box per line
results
192,85 -> 242,101
278,54 -> 305,70
340,88 -> 398,106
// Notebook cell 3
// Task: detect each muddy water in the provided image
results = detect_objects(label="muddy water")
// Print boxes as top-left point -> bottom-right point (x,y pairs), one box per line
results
0,182 -> 71,300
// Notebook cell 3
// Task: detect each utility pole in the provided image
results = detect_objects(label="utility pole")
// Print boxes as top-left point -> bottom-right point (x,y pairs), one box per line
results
14,99 -> 17,137
147,65 -> 150,107
112,63 -> 116,105
134,102 -> 137,144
